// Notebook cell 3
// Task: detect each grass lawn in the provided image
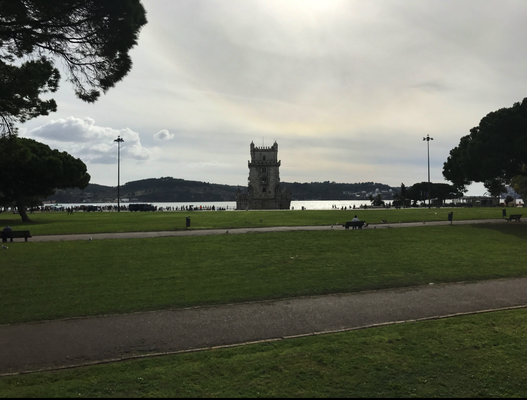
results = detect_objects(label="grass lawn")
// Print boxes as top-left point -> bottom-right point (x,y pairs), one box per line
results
1,210 -> 526,397
1,308 -> 526,397
0,206 -> 511,235
1,223 -> 526,325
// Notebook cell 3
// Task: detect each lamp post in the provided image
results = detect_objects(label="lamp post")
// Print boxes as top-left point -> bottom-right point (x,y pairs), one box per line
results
114,136 -> 124,212
423,134 -> 433,209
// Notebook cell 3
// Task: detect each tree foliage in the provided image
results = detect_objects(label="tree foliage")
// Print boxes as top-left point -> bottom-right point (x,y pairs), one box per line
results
0,0 -> 147,133
368,193 -> 384,206
510,174 -> 527,204
0,57 -> 59,132
0,136 -> 90,221
405,182 -> 461,206
443,98 -> 527,196
392,183 -> 407,208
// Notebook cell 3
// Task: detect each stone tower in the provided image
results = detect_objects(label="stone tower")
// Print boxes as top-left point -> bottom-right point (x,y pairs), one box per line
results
236,141 -> 292,210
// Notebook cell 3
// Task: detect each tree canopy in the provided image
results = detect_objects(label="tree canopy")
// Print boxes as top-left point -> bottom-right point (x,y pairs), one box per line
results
510,175 -> 527,204
368,193 -> 384,206
0,136 -> 90,222
0,0 -> 147,134
403,182 -> 462,206
443,98 -> 527,196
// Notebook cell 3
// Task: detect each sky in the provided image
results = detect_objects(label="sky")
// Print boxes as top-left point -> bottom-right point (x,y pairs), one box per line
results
19,0 -> 527,196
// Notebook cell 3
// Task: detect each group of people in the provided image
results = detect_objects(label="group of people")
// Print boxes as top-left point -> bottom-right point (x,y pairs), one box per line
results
1,204 -> 232,214
331,205 -> 356,210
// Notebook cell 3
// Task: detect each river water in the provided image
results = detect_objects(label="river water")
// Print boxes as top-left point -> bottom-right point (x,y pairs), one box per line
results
46,198 -> 522,211
51,199 -> 385,211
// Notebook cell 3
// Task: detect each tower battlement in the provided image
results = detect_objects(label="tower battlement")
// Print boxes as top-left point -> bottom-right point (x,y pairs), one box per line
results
250,141 -> 278,152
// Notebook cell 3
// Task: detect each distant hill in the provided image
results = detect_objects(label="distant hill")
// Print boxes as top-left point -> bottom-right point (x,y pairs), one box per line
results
283,181 -> 396,201
46,177 -> 398,203
47,177 -> 241,203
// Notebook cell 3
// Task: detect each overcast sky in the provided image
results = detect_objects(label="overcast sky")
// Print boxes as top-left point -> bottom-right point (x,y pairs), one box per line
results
19,0 -> 527,195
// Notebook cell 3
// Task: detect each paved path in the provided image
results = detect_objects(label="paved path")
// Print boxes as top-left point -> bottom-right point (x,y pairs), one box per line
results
29,218 -> 510,242
1,217 -> 525,376
1,277 -> 527,376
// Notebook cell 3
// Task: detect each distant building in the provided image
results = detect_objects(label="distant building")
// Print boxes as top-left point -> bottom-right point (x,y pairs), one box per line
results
236,141 -> 292,210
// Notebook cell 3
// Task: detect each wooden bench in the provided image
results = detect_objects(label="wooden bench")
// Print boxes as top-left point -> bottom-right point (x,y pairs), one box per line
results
506,214 -> 522,222
1,230 -> 32,242
344,221 -> 367,230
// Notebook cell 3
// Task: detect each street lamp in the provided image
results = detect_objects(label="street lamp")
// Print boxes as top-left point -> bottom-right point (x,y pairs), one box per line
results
114,136 -> 124,212
423,134 -> 433,209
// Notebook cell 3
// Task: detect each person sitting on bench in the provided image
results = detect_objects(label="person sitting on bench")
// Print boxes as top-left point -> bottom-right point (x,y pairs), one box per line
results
2,226 -> 12,243
351,215 -> 360,230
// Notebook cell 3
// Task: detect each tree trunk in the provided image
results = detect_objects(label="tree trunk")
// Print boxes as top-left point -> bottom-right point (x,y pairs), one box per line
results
15,197 -> 31,223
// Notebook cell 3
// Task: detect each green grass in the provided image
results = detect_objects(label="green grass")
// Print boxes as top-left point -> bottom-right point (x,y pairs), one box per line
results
1,224 -> 527,325
1,208 -> 526,396
0,206 -> 512,235
1,308 -> 526,397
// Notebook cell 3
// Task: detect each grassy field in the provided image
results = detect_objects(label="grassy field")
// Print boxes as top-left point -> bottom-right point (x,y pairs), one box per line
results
1,308 -> 526,397
1,223 -> 527,325
0,206 -> 510,235
1,209 -> 527,397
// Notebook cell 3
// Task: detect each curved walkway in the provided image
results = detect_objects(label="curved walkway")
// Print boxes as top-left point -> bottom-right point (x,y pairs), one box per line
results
1,218 -> 525,376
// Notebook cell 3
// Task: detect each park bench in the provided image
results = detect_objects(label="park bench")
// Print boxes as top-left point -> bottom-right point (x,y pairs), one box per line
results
344,221 -> 367,230
1,230 -> 32,242
506,214 -> 522,222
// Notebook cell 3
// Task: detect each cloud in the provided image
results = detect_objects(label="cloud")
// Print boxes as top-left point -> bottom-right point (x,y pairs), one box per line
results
27,117 -> 152,164
16,0 -> 527,199
154,129 -> 175,140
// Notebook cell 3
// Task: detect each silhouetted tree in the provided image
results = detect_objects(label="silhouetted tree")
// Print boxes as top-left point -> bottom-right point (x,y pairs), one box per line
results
511,174 -> 527,205
0,136 -> 90,222
443,98 -> 527,196
406,182 -> 461,206
0,0 -> 147,134
504,195 -> 514,207
369,193 -> 384,206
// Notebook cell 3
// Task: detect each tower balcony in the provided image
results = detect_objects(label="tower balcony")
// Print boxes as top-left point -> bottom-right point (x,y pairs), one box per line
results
248,160 -> 280,167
